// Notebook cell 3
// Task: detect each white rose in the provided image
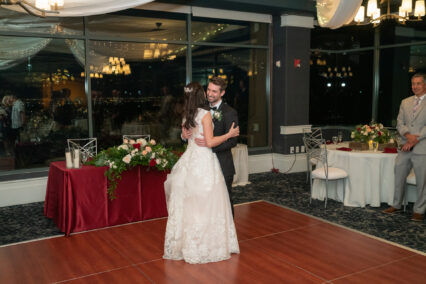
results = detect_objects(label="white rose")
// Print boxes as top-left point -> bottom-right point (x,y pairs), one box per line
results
149,139 -> 156,145
389,138 -> 394,143
137,138 -> 147,147
122,154 -> 132,164
351,133 -> 355,138
156,158 -> 161,165
118,144 -> 129,150
129,139 -> 136,144
151,153 -> 155,158
123,138 -> 129,144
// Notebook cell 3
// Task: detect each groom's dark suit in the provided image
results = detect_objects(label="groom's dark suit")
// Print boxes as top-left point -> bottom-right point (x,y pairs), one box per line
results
212,102 -> 238,216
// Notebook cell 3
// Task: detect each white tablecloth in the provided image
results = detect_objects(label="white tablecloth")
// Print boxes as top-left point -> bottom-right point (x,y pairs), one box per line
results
231,144 -> 250,187
312,142 -> 401,207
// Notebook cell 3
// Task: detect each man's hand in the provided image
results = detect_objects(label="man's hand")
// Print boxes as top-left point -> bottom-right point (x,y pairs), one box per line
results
404,133 -> 419,144
401,141 -> 419,152
181,127 -> 192,140
195,133 -> 207,147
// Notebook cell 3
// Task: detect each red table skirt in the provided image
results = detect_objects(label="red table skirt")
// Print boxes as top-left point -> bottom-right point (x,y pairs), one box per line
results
44,161 -> 168,236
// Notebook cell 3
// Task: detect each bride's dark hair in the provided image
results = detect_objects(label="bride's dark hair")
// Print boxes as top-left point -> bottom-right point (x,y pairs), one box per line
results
182,82 -> 208,130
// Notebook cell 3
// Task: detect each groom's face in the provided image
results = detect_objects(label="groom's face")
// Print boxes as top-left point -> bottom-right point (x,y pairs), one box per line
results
207,82 -> 225,105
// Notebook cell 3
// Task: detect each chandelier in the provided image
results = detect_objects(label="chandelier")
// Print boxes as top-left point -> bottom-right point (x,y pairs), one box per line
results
0,0 -> 63,17
353,0 -> 425,26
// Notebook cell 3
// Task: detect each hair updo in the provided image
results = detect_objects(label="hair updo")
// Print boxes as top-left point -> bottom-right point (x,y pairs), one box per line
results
182,82 -> 208,130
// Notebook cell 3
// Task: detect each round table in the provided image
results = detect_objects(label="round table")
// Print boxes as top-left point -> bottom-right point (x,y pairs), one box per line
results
312,142 -> 400,207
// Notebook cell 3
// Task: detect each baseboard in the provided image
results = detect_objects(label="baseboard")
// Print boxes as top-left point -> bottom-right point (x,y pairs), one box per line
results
0,154 -> 308,207
248,153 -> 308,174
0,177 -> 47,207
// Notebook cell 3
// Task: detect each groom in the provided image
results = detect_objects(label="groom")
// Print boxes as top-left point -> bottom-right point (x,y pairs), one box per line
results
182,77 -> 239,216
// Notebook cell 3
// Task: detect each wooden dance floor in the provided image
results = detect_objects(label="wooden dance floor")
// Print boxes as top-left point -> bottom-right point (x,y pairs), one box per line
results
1,201 -> 425,283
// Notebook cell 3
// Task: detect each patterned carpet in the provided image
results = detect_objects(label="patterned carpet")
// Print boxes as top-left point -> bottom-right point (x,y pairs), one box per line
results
1,172 -> 425,253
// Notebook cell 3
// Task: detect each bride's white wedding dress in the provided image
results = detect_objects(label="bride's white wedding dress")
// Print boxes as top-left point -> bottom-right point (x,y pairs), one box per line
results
163,108 -> 240,264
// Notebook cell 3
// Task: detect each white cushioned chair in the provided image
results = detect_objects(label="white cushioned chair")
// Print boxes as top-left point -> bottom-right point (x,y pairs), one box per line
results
303,137 -> 348,208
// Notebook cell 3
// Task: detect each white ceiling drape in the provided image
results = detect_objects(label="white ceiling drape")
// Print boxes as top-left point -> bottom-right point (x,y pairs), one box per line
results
0,37 -> 52,70
316,0 -> 362,29
3,0 -> 154,17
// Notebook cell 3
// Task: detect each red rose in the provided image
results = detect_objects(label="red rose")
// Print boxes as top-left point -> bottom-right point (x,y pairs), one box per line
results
133,143 -> 141,150
378,131 -> 382,136
357,128 -> 361,131
149,159 -> 157,167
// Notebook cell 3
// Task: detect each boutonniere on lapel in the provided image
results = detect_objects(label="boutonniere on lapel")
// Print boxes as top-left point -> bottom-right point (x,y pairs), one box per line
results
213,110 -> 223,121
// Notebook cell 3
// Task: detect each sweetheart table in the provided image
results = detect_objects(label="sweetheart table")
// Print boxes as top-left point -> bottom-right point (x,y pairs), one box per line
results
44,161 -> 168,235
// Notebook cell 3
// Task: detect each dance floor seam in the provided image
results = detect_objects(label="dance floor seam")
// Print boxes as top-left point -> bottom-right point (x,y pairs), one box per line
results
328,254 -> 416,282
1,201 -> 425,284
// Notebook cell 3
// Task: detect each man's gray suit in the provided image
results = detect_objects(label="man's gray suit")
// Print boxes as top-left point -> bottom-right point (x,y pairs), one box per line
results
393,95 -> 426,214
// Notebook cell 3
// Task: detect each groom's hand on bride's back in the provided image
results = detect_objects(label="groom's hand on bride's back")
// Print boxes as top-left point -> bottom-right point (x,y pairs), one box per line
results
195,134 -> 207,147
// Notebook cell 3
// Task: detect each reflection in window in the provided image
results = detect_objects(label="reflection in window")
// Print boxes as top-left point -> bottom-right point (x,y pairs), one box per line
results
192,45 -> 267,147
88,12 -> 186,41
0,37 -> 86,171
0,7 -> 83,35
311,25 -> 373,50
378,45 -> 424,126
309,51 -> 374,125
192,17 -> 268,45
89,40 -> 186,149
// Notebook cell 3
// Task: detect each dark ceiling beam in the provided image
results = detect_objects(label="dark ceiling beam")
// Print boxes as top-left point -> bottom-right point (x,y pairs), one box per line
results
157,0 -> 316,16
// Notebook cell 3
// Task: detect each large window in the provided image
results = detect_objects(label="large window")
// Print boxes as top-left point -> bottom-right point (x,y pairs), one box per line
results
0,36 -> 86,171
192,46 -> 268,147
311,21 -> 426,128
310,50 -> 373,125
0,7 -> 269,174
89,41 -> 186,148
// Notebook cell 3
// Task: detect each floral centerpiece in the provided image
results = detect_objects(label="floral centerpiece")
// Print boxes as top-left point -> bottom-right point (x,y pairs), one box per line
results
350,123 -> 394,150
351,123 -> 393,143
86,138 -> 180,199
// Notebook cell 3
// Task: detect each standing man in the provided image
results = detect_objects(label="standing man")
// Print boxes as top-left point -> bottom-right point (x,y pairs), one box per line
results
9,94 -> 25,147
383,73 -> 426,221
182,77 -> 239,216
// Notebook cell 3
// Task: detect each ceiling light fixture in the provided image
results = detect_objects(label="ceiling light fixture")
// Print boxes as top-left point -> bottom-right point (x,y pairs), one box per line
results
0,0 -> 63,17
353,0 -> 425,26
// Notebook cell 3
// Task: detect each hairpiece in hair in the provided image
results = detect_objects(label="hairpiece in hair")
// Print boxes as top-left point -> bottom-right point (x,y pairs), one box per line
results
184,87 -> 193,93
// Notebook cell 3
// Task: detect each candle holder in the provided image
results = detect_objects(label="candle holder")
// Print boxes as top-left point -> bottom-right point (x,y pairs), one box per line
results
72,148 -> 82,169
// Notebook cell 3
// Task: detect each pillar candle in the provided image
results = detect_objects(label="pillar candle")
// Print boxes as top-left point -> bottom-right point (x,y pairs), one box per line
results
65,150 -> 73,168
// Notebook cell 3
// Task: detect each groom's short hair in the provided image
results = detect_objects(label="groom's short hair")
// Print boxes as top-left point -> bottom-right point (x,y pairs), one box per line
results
210,77 -> 227,92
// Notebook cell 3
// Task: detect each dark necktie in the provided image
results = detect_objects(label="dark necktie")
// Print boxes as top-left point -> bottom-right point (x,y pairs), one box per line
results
210,106 -> 217,111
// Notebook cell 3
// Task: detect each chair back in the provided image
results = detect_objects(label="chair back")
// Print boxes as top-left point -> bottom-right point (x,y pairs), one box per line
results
303,127 -> 323,140
67,138 -> 97,163
303,136 -> 329,176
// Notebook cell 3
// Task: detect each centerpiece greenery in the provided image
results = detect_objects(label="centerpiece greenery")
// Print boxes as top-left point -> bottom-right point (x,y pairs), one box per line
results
86,138 -> 181,199
351,123 -> 393,144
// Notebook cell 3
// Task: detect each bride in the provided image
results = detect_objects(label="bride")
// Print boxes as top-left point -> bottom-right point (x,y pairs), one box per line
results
163,82 -> 240,264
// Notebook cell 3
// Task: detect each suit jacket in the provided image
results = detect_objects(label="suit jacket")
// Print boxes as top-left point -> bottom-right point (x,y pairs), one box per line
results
397,95 -> 426,154
212,103 -> 239,177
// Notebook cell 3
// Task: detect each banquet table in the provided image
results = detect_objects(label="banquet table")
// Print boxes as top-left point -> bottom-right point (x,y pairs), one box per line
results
44,161 -> 168,235
311,142 -> 414,207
